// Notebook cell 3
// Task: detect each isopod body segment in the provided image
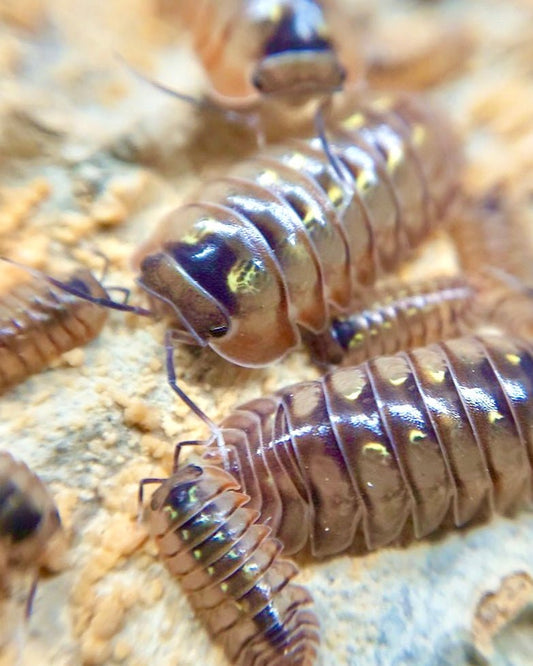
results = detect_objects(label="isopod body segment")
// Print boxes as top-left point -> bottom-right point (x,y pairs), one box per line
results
147,464 -> 319,666
137,91 -> 461,366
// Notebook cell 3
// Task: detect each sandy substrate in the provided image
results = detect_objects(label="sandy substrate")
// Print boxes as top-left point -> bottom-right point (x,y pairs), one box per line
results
0,1 -> 532,664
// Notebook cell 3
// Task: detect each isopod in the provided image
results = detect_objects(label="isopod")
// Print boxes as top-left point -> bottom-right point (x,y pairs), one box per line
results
0,451 -> 62,603
0,266 -> 110,393
303,274 -> 476,365
183,333 -> 533,558
160,0 -> 357,109
303,269 -> 533,366
144,463 -> 319,666
136,90 -> 460,366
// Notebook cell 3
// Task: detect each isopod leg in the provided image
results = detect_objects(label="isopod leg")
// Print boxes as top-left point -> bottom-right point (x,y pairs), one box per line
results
165,331 -> 222,439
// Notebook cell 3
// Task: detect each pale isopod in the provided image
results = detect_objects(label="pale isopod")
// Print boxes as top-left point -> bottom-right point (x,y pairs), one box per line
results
136,90 -> 460,366
144,463 -> 319,665
158,0 -> 357,109
0,451 -> 62,602
192,333 -> 533,558
0,267 -> 110,393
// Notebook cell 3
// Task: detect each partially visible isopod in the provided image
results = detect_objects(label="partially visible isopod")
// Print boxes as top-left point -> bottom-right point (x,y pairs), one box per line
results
450,186 -> 533,285
195,333 -> 533,558
0,267 -> 109,393
161,0 -> 357,109
303,274 -> 476,365
0,451 -> 62,601
304,268 -> 533,365
136,90 -> 460,366
145,463 -> 319,666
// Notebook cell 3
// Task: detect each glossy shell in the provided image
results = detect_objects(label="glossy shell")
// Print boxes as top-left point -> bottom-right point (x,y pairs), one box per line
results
0,268 -> 109,393
137,91 -> 460,366
304,275 -> 476,365
201,334 -> 533,557
170,0 -> 353,107
147,463 -> 319,666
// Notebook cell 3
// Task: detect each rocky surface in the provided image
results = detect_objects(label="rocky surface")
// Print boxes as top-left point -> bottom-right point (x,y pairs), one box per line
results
0,1 -> 532,664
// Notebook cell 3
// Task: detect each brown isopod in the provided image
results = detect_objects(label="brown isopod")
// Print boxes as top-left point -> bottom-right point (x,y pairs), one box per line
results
0,263 -> 128,393
134,90 -> 461,367
0,451 -> 63,607
165,333 -> 533,559
142,463 -> 319,666
303,268 -> 533,366
303,274 -> 477,366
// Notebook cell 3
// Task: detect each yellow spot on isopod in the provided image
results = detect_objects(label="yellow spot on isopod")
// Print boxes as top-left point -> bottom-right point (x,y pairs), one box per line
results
180,529 -> 190,541
389,374 -> 408,386
344,385 -> 364,401
287,152 -> 307,170
258,168 -> 279,186
363,442 -> 390,457
488,410 -> 504,424
342,112 -> 365,130
429,369 -> 446,383
220,582 -> 228,593
409,429 -> 427,444
227,259 -> 265,295
193,549 -> 202,560
348,332 -> 365,349
244,562 -> 259,576
328,185 -> 344,208
412,124 -> 427,147
505,353 -> 521,366
356,170 -> 373,192
385,143 -> 403,172
303,206 -> 321,229
181,217 -> 219,245
164,506 -> 179,521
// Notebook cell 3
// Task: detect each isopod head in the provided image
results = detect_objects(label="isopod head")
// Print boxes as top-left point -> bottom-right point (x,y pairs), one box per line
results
251,0 -> 346,98
147,464 -> 243,545
137,205 -> 299,367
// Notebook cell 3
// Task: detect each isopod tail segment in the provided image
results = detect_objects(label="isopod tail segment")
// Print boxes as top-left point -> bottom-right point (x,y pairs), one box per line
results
0,256 -> 153,318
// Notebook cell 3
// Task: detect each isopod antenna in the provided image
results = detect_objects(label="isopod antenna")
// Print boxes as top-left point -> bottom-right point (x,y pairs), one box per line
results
117,56 -> 264,146
0,256 -> 153,317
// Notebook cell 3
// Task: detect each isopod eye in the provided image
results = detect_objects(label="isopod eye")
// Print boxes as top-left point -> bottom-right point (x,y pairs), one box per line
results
209,325 -> 228,338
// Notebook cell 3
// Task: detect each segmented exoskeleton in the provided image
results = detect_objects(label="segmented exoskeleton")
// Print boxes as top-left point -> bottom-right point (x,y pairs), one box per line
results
0,451 -> 62,597
303,274 -> 476,365
145,463 -> 319,666
161,0 -> 355,109
195,334 -> 533,558
136,91 -> 460,366
304,269 -> 533,366
0,268 -> 109,393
